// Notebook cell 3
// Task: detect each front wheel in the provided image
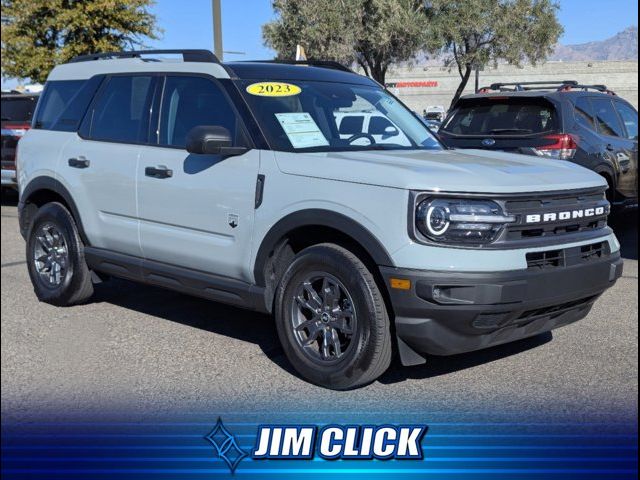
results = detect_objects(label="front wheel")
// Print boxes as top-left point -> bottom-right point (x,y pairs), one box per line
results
274,244 -> 392,390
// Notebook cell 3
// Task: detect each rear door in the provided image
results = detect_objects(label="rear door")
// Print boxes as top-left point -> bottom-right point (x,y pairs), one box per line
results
591,96 -> 637,200
136,75 -> 259,281
439,96 -> 560,152
61,74 -> 158,256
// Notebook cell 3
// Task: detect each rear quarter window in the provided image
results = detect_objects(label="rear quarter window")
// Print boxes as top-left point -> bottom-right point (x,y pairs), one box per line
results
574,97 -> 597,131
591,97 -> 625,138
442,98 -> 558,136
34,78 -> 102,131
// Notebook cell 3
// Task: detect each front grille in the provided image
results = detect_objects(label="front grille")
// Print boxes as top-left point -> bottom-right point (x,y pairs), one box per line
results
502,188 -> 609,242
526,241 -> 610,269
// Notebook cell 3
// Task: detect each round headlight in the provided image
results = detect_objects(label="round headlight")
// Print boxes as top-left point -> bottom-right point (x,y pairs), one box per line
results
426,205 -> 450,236
415,198 -> 515,245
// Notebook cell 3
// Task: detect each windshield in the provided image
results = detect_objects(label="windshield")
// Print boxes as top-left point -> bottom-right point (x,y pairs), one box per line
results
239,80 -> 441,152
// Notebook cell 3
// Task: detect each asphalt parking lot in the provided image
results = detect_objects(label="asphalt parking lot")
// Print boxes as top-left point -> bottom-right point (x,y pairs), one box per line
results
1,189 -> 637,423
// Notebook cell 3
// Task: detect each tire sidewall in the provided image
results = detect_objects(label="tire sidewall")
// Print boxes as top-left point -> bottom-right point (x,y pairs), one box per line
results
275,245 -> 385,388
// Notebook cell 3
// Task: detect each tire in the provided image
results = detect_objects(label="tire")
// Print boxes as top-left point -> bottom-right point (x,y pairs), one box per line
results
26,202 -> 94,306
274,243 -> 392,390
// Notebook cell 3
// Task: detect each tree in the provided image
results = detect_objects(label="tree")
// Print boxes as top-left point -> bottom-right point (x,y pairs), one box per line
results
425,0 -> 563,108
263,0 -> 430,84
1,0 -> 159,83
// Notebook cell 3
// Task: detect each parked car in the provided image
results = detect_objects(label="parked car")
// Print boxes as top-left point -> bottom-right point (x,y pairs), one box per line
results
1,91 -> 39,190
17,51 -> 622,390
418,116 -> 442,132
424,105 -> 446,122
334,110 -> 410,146
439,81 -> 638,207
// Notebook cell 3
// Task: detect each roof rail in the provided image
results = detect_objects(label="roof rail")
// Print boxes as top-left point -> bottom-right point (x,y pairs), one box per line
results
478,80 -> 615,95
67,49 -> 220,64
241,59 -> 353,73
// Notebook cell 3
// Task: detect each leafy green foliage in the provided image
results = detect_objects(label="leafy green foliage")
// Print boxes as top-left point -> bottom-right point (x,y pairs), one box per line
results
1,0 -> 160,83
263,0 -> 430,84
426,0 -> 564,107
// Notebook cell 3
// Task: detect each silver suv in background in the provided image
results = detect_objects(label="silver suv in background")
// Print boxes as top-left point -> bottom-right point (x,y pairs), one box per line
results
17,50 -> 623,389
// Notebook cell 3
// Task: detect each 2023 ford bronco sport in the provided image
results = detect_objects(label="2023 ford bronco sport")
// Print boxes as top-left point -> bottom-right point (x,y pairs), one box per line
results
17,50 -> 623,390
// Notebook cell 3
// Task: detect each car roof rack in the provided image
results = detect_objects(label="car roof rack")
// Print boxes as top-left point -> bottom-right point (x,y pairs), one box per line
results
478,80 -> 616,95
239,59 -> 353,73
67,49 -> 220,64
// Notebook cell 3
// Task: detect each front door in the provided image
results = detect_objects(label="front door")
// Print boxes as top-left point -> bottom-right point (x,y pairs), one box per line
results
137,75 -> 259,281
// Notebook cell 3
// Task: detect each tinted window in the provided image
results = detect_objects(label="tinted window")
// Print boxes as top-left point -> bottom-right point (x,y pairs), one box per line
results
615,102 -> 638,140
35,77 -> 103,131
368,116 -> 394,135
591,97 -> 625,137
338,115 -> 364,135
1,96 -> 38,123
574,97 -> 597,131
442,98 -> 558,135
87,76 -> 154,143
34,80 -> 93,130
158,76 -> 240,148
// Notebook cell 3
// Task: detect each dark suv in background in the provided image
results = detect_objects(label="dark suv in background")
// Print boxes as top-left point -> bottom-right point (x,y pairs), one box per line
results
439,81 -> 638,207
1,91 -> 39,191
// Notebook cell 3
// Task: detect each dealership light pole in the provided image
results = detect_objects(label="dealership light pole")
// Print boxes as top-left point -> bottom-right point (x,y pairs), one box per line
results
212,0 -> 223,61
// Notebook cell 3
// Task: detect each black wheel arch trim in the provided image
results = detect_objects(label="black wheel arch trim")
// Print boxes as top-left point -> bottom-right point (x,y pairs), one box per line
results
253,209 -> 394,286
19,176 -> 89,245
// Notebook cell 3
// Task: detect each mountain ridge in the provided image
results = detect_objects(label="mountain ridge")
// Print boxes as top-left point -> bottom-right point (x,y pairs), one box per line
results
549,26 -> 638,61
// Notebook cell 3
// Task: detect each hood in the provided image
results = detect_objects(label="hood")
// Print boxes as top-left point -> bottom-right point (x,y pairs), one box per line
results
274,148 -> 606,193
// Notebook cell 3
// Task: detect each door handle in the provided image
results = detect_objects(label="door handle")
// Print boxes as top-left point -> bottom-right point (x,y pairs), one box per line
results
68,156 -> 90,168
145,166 -> 173,179
606,144 -> 615,151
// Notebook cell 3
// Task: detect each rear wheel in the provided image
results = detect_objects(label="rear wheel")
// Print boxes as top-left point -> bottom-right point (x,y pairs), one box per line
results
26,202 -> 94,306
274,243 -> 392,390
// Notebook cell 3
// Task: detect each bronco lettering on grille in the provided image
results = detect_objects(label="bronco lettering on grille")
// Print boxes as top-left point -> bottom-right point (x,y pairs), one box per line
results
525,207 -> 606,224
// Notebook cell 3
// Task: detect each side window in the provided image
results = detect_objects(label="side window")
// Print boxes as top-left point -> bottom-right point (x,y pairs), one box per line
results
34,79 -> 100,131
368,116 -> 395,135
591,97 -> 625,137
615,102 -> 638,140
85,75 -> 154,143
338,116 -> 365,136
158,76 -> 241,148
574,97 -> 597,131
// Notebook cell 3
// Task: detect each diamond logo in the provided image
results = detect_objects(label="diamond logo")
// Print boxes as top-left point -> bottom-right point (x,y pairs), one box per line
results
205,418 -> 248,474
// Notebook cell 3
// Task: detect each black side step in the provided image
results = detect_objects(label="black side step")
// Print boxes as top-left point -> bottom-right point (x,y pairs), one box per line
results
84,247 -> 268,313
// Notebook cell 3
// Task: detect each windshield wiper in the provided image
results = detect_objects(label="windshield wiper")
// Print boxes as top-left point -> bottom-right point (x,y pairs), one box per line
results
488,128 -> 533,134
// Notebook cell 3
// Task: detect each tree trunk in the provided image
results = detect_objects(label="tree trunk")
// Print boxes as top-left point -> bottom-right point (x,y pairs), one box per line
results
450,64 -> 472,109
370,61 -> 386,85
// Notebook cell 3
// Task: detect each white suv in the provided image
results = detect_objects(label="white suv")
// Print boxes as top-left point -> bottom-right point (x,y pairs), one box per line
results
17,50 -> 623,389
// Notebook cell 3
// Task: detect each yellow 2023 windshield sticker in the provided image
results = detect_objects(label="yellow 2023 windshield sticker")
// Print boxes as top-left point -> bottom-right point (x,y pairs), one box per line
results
246,82 -> 301,97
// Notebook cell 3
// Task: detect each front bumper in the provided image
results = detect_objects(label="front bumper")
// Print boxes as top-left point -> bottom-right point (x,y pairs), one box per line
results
381,251 -> 623,364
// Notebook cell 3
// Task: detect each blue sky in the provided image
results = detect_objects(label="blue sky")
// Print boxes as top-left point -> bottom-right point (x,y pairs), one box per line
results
148,0 -> 638,59
2,0 -> 637,87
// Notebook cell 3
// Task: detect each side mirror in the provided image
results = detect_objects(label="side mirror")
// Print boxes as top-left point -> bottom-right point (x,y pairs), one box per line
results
383,125 -> 399,137
185,125 -> 248,156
